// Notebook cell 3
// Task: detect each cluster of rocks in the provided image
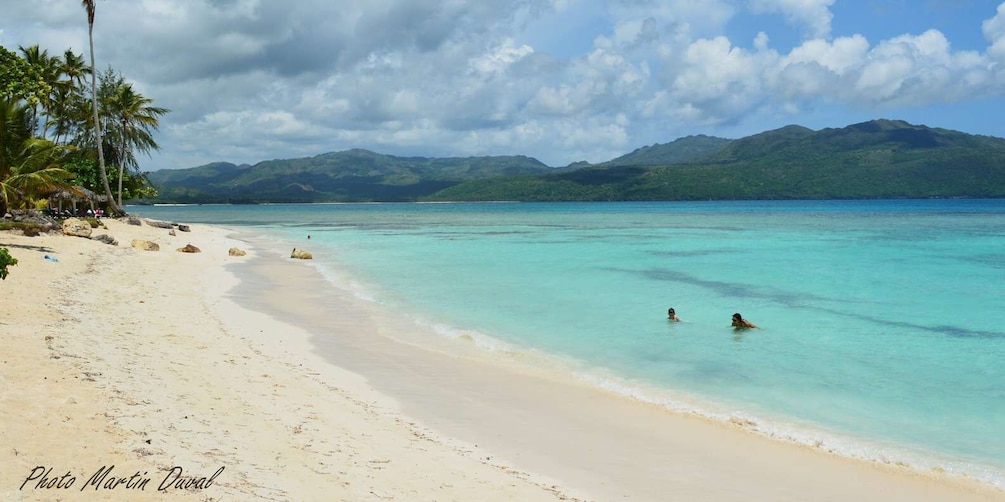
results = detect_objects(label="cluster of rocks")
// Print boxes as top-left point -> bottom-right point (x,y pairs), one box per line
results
60,217 -> 116,245
46,215 -> 248,257
7,209 -> 60,234
11,213 -> 265,259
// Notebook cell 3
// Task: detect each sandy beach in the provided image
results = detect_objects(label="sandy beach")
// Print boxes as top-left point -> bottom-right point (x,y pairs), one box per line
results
1,218 -> 1003,501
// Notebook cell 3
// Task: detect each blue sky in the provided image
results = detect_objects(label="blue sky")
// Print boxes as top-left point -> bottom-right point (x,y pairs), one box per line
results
1,0 -> 1004,170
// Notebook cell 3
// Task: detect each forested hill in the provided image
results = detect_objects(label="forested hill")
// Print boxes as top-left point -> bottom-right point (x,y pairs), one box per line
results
147,149 -> 551,203
428,120 -> 1005,201
146,120 -> 1005,203
601,134 -> 732,166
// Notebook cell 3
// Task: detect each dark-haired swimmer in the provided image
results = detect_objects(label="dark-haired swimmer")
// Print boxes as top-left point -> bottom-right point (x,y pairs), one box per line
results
667,307 -> 681,322
731,312 -> 758,329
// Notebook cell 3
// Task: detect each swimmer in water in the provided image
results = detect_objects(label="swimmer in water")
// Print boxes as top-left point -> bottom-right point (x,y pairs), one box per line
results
667,307 -> 681,322
731,312 -> 758,329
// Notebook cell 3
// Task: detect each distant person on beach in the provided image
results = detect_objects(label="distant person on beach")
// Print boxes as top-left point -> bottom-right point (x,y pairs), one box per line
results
667,307 -> 680,322
731,312 -> 758,329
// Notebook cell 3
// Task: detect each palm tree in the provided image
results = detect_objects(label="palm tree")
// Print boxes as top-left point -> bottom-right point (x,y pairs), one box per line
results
18,45 -> 60,139
0,98 -> 30,175
42,50 -> 90,145
81,0 -> 121,215
105,81 -> 168,207
0,139 -> 77,215
49,83 -> 78,145
0,98 -> 76,215
59,49 -> 90,90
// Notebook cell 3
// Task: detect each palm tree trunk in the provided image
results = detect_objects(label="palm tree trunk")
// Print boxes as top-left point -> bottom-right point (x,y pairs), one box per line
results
84,4 -> 122,216
117,126 -> 126,207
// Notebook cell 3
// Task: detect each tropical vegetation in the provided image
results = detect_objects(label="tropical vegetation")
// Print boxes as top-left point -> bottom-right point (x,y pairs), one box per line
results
0,247 -> 16,280
0,2 -> 168,218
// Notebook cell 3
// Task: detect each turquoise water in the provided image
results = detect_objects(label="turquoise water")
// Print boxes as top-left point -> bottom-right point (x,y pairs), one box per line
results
133,200 -> 1005,485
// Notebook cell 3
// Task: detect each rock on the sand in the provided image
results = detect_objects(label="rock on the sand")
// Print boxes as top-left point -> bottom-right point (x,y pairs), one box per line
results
131,239 -> 160,251
291,248 -> 313,259
229,247 -> 247,257
144,219 -> 173,229
62,218 -> 92,238
92,234 -> 118,246
177,243 -> 201,253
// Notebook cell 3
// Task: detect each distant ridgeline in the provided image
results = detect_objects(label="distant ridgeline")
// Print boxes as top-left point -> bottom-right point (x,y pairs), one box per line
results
145,119 -> 1005,203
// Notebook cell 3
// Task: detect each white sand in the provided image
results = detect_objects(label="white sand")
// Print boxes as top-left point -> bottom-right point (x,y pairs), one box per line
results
1,219 -> 572,501
1,218 -> 1002,501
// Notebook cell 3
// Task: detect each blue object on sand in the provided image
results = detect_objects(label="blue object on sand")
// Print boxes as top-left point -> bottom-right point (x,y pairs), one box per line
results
43,255 -> 59,262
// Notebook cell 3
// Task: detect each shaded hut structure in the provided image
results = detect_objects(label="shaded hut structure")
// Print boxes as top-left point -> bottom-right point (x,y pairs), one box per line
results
47,186 -> 108,216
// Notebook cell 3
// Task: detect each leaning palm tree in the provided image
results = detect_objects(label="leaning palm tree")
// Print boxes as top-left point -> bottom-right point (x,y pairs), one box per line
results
81,0 -> 121,215
105,82 -> 168,207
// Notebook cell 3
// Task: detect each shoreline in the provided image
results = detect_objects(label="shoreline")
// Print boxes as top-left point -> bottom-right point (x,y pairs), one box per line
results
227,228 -> 1004,501
321,258 -> 1000,490
1,218 -> 1003,500
232,223 -> 1005,492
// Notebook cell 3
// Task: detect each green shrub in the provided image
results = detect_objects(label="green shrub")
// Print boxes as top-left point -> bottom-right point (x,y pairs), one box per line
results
0,248 -> 17,280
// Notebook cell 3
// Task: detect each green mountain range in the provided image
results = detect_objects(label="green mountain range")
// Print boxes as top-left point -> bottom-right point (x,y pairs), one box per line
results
145,119 -> 1005,203
147,148 -> 551,203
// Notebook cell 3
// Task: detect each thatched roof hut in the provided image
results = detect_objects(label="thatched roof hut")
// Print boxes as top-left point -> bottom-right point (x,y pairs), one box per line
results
47,186 -> 108,212
49,186 -> 108,201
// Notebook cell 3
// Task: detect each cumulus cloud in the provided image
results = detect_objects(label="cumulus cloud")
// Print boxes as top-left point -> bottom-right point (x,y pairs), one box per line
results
985,2 -> 1005,61
667,37 -> 771,123
1,0 -> 1004,170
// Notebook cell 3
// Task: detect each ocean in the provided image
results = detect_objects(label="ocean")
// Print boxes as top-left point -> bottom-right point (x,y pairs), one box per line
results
132,200 -> 1005,487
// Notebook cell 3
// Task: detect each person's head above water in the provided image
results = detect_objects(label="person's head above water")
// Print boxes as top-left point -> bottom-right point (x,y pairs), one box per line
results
732,312 -> 757,329
668,307 -> 680,321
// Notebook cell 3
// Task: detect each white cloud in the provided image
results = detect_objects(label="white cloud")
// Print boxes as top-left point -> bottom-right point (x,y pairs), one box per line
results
749,0 -> 835,39
850,30 -> 991,105
668,37 -> 771,122
2,0 -> 1004,170
984,2 -> 1005,61
783,35 -> 869,75
470,39 -> 535,75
